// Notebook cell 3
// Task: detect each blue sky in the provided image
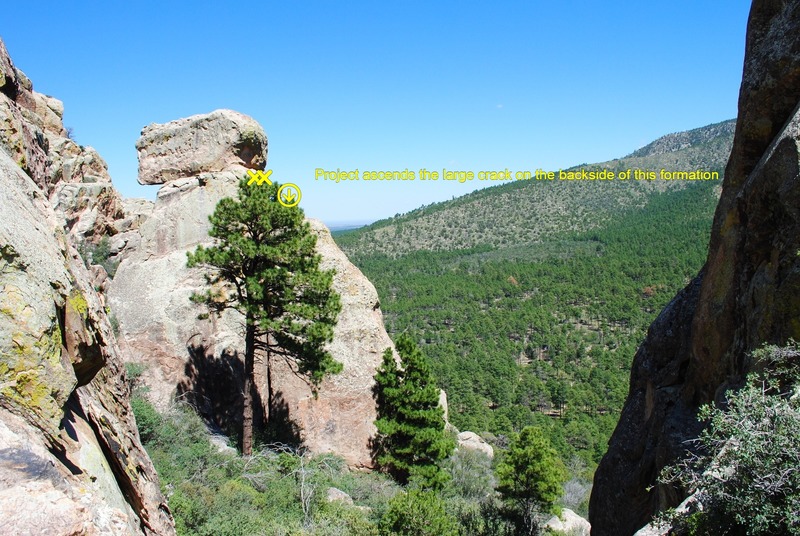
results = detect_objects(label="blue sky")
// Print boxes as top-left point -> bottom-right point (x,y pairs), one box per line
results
3,1 -> 751,226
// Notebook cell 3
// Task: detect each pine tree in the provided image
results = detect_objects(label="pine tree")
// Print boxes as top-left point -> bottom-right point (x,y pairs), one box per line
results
496,426 -> 567,535
187,178 -> 341,455
373,335 -> 454,489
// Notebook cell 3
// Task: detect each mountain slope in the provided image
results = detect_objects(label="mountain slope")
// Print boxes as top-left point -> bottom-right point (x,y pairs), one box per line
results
332,121 -> 729,475
336,119 -> 734,257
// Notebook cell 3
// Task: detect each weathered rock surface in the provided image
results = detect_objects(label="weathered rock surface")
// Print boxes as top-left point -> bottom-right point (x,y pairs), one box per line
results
267,219 -> 394,467
545,508 -> 591,536
0,38 -> 174,535
590,2 -> 800,534
0,39 -> 124,246
325,487 -> 354,505
136,109 -> 268,185
456,431 -> 494,459
109,110 -> 392,468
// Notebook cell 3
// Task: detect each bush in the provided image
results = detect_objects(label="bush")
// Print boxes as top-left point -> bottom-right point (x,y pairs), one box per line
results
659,342 -> 800,535
379,489 -> 459,536
130,395 -> 161,444
125,362 -> 146,390
311,503 -> 379,536
132,399 -> 410,535
80,235 -> 120,278
445,495 -> 515,536
443,447 -> 495,500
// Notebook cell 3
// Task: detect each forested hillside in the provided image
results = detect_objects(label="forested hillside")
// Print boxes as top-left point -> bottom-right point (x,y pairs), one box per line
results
335,120 -> 733,471
336,120 -> 734,256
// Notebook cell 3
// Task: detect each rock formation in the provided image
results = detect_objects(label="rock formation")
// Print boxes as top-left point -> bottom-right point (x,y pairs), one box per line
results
136,109 -> 268,185
0,39 -> 174,535
0,41 -> 124,247
545,509 -> 591,536
456,431 -> 494,459
590,2 -> 800,534
108,110 -> 393,468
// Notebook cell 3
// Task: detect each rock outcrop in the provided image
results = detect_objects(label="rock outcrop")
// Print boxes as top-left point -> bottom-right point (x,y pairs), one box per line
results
456,431 -> 494,459
265,218 -> 396,467
108,111 -> 393,468
136,109 -> 267,185
0,38 -> 174,535
590,2 -> 800,534
0,40 -> 124,245
545,508 -> 591,536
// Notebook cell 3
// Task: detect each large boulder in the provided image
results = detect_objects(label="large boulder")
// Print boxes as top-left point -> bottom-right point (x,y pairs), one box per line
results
545,508 -> 591,536
456,431 -> 494,459
590,2 -> 800,534
136,109 -> 268,185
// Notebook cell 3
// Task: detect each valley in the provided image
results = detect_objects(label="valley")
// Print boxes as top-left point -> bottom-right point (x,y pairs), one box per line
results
334,121 -> 733,475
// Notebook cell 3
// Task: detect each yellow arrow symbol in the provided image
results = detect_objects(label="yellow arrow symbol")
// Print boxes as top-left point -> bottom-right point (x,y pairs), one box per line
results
277,183 -> 302,207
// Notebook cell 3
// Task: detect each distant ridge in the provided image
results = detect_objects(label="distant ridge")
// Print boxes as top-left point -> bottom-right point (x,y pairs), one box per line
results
336,119 -> 735,257
627,119 -> 736,158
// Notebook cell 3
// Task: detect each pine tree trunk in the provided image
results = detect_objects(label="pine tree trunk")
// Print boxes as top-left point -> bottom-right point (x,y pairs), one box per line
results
265,347 -> 272,426
243,320 -> 256,456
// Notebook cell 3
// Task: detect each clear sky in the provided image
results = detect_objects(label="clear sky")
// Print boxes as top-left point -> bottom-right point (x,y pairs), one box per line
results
3,1 -> 751,226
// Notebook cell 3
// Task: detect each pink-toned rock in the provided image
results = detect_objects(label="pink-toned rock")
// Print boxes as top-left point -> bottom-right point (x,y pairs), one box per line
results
267,219 -> 394,468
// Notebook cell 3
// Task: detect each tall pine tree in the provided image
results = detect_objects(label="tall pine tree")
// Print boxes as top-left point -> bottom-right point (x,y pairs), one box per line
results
373,335 -> 454,489
187,178 -> 341,455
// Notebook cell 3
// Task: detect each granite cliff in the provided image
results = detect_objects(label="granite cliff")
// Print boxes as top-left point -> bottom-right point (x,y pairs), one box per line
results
590,1 -> 800,534
0,39 -> 174,535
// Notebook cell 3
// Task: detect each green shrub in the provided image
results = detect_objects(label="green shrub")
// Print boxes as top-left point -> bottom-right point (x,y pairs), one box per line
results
130,395 -> 161,444
311,503 -> 379,536
379,489 -> 459,536
124,362 -> 146,390
659,342 -> 800,535
443,447 -> 495,500
445,496 -> 514,536
79,235 -> 120,278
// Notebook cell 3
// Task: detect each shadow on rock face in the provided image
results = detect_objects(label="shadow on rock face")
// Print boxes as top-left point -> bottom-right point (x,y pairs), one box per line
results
177,344 -> 301,450
261,390 -> 302,449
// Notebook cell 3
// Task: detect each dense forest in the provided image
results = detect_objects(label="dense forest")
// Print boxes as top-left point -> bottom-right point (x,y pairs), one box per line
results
333,120 -> 734,485
336,179 -> 719,472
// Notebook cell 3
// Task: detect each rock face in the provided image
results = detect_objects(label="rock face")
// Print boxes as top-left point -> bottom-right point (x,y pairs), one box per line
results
108,111 -> 392,468
0,38 -> 174,535
136,110 -> 268,185
0,40 -> 124,245
456,431 -> 494,459
545,508 -> 591,536
266,218 -> 395,466
590,2 -> 800,535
